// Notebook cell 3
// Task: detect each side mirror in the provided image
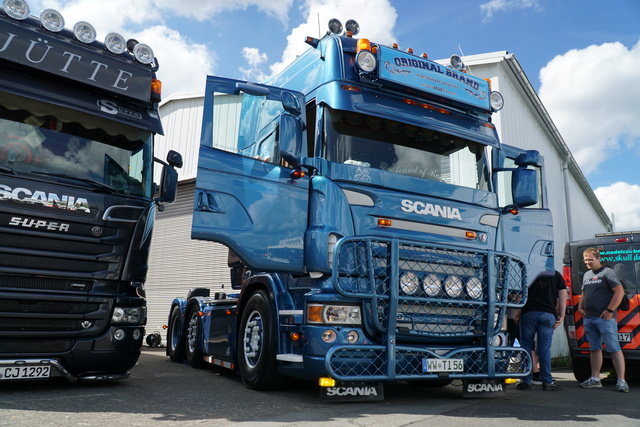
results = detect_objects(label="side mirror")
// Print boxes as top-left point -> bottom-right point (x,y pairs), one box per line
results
279,113 -> 303,163
512,167 -> 538,207
155,150 -> 182,205
514,150 -> 540,167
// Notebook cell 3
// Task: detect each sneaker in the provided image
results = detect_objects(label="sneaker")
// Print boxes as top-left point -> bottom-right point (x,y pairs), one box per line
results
517,382 -> 532,390
580,377 -> 602,389
543,381 -> 562,391
616,380 -> 629,393
531,372 -> 542,385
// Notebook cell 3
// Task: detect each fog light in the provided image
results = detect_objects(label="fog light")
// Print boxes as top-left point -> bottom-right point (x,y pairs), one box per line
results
347,330 -> 359,343
114,328 -> 125,341
322,329 -> 336,343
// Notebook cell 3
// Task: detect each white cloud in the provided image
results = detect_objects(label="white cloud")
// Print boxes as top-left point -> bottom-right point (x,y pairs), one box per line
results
480,0 -> 540,21
269,0 -> 398,76
240,47 -> 269,81
595,183 -> 640,232
153,0 -> 294,23
539,40 -> 640,176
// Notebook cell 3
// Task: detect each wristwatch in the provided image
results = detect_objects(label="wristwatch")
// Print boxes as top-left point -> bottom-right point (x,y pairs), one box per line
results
605,308 -> 614,313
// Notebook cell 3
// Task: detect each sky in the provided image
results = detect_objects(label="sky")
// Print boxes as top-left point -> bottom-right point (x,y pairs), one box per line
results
22,0 -> 640,231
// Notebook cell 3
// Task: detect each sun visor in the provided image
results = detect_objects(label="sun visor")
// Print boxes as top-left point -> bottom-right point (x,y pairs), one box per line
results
0,67 -> 163,136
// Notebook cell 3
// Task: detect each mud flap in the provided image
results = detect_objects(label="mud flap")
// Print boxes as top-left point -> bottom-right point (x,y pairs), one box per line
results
319,381 -> 384,402
462,379 -> 507,398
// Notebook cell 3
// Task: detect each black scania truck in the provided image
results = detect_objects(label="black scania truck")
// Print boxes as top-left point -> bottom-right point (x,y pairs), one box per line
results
0,1 -> 181,382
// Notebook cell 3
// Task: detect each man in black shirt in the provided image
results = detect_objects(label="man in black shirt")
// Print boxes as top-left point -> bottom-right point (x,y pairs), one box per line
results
516,271 -> 566,391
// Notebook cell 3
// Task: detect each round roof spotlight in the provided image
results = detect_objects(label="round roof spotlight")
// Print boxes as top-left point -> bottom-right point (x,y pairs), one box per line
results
490,91 -> 504,111
356,50 -> 376,73
73,21 -> 96,43
328,18 -> 342,34
133,43 -> 154,64
450,54 -> 465,71
105,33 -> 126,54
345,19 -> 360,36
3,0 -> 30,20
40,9 -> 64,32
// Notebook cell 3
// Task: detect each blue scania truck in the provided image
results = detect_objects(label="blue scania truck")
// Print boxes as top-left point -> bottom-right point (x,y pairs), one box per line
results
0,1 -> 181,382
167,19 -> 554,400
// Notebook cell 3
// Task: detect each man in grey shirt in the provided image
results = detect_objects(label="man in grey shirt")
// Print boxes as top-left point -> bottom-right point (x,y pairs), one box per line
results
578,247 -> 628,392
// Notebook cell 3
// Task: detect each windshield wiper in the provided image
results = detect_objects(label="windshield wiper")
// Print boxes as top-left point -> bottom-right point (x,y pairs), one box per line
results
30,171 -> 116,193
0,165 -> 17,175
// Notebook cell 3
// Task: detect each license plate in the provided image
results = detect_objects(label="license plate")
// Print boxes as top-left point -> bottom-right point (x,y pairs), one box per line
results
619,333 -> 631,343
423,358 -> 464,372
0,365 -> 51,380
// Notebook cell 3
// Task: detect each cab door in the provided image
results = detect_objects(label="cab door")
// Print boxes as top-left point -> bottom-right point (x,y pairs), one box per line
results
493,144 -> 555,284
191,76 -> 309,273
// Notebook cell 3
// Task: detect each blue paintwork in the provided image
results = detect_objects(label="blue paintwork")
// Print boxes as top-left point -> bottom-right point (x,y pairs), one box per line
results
179,32 -> 553,385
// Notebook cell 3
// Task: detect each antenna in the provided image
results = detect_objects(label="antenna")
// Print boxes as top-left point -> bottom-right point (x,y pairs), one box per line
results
458,44 -> 473,75
318,13 -> 321,38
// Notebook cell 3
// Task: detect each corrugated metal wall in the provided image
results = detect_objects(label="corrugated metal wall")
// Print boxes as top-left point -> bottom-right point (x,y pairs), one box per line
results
144,181 -> 230,337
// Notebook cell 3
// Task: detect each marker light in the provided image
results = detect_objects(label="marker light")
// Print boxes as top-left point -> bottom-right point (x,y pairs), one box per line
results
40,9 -> 64,32
328,18 -> 342,34
345,19 -> 360,36
319,377 -> 336,387
490,91 -> 504,111
105,33 -> 126,54
378,218 -> 392,227
74,21 -> 96,43
3,0 -> 29,20
133,43 -> 155,64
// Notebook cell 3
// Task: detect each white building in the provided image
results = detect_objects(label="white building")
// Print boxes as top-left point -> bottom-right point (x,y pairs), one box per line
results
147,52 -> 611,357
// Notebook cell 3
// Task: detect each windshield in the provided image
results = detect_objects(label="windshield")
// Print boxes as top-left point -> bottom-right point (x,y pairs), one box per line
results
323,107 -> 489,191
0,95 -> 153,198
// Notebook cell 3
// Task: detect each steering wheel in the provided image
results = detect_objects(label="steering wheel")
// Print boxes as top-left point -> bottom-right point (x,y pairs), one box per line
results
0,138 -> 32,164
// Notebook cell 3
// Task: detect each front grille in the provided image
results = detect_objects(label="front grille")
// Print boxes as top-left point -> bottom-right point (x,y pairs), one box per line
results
333,237 -> 526,340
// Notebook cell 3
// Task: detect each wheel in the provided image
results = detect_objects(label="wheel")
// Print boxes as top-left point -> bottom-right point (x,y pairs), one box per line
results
166,306 -> 185,362
572,357 -> 591,382
237,290 -> 288,390
185,307 -> 204,368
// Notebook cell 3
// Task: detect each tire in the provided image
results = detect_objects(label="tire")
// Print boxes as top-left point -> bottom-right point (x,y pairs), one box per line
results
185,307 -> 204,368
237,290 -> 288,390
572,357 -> 591,382
167,306 -> 185,362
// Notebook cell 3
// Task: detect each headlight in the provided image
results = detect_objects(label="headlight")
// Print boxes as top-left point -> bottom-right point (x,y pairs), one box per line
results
112,306 -> 145,324
465,277 -> 483,300
400,272 -> 420,295
422,273 -> 441,297
307,304 -> 361,325
444,275 -> 463,298
356,50 -> 377,73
